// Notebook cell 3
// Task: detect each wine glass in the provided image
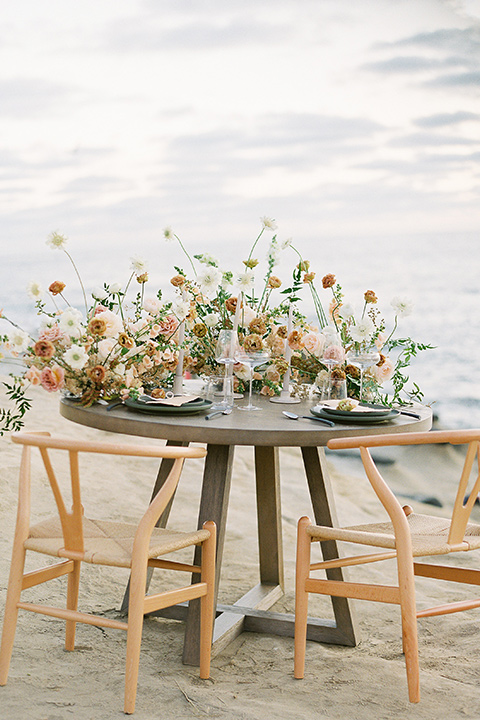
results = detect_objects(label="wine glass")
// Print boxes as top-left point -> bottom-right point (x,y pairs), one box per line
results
346,346 -> 380,402
234,345 -> 270,411
214,330 -> 238,409
321,328 -> 345,400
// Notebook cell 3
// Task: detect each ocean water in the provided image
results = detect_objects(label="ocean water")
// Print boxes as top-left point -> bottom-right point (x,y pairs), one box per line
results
1,230 -> 479,429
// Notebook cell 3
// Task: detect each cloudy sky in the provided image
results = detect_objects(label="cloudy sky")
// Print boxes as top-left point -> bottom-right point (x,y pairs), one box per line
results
1,0 -> 479,265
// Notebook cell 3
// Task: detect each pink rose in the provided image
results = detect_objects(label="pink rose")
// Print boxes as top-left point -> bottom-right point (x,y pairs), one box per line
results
323,344 -> 345,363
40,365 -> 65,392
39,323 -> 63,343
156,315 -> 179,337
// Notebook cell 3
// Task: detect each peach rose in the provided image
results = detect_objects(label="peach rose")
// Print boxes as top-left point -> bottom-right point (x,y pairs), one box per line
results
94,309 -> 123,338
373,356 -> 395,383
25,366 -> 42,385
40,365 -> 65,392
302,332 -> 325,357
288,330 -> 304,351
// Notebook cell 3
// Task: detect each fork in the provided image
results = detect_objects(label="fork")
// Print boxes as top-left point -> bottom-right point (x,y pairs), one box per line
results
205,408 -> 233,421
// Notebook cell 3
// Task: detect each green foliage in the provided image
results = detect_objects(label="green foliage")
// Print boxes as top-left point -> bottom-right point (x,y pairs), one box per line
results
0,378 -> 31,435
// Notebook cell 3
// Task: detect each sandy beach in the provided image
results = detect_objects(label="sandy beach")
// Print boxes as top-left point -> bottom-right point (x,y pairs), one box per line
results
1,385 -> 480,720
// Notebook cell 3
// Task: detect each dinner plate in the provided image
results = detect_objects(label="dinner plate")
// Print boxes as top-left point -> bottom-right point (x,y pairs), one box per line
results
318,402 -> 394,419
310,406 -> 399,424
125,397 -> 213,415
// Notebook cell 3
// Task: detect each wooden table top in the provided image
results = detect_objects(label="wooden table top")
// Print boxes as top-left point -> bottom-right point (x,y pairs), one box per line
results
60,395 -> 433,448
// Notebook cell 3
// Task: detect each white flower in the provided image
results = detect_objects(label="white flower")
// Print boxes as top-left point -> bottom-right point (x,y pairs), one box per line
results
260,216 -> 277,231
26,281 -> 43,300
95,309 -> 123,338
92,286 -> 109,301
58,307 -> 83,338
280,238 -> 292,250
8,329 -> 30,352
130,255 -> 148,274
391,296 -> 413,317
63,345 -> 89,369
236,270 -> 255,290
220,272 -> 233,291
163,226 -> 174,241
204,312 -> 220,328
267,241 -> 280,267
350,317 -> 375,343
197,266 -> 222,295
108,282 -> 122,294
173,299 -> 190,321
339,303 -> 355,319
143,297 -> 162,315
46,231 -> 67,250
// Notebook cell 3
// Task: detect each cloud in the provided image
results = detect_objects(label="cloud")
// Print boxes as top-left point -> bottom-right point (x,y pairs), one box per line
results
413,110 -> 480,127
389,26 -> 480,57
389,131 -> 478,147
0,78 -> 69,118
105,11 -> 290,52
424,70 -> 480,86
362,55 -> 457,73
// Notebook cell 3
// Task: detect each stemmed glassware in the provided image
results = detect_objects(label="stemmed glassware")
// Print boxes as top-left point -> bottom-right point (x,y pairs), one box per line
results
321,327 -> 345,400
346,346 -> 380,402
234,345 -> 270,411
214,330 -> 238,409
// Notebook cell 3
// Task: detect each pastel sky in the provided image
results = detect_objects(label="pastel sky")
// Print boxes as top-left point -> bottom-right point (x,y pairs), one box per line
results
1,0 -> 479,258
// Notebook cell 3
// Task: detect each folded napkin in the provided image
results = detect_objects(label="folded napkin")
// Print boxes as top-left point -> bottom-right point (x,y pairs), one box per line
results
318,400 -> 383,414
142,394 -> 200,407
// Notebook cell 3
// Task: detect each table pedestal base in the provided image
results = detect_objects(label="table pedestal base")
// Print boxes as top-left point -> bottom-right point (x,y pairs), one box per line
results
133,442 -> 358,664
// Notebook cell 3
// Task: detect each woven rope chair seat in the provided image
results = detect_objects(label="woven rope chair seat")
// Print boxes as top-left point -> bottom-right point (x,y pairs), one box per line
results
24,517 -> 211,568
306,511 -> 480,556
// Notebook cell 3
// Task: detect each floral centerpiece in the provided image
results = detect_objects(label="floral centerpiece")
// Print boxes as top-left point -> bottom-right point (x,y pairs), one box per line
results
0,219 -> 431,424
0,232 -> 187,406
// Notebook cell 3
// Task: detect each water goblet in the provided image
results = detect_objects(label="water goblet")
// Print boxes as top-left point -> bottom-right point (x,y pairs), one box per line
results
234,346 -> 270,411
346,347 -> 380,402
321,328 -> 345,399
214,330 -> 238,408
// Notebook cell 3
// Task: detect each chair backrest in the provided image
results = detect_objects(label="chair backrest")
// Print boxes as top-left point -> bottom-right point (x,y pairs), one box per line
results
11,432 -> 207,554
328,430 -> 480,546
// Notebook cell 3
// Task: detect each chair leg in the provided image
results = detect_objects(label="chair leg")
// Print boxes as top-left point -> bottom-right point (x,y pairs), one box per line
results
0,546 -> 27,685
199,521 -> 216,680
124,563 -> 148,715
294,516 -> 312,679
397,552 -> 420,703
65,560 -> 81,651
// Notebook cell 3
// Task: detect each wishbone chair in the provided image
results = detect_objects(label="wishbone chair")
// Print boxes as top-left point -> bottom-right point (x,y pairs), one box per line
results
294,429 -> 480,702
0,432 -> 216,714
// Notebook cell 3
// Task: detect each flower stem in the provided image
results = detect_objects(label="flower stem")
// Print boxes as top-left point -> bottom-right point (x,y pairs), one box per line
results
174,234 -> 197,277
63,249 -> 88,316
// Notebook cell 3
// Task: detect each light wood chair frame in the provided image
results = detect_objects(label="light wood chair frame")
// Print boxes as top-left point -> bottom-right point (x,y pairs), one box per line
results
0,432 -> 216,714
294,429 -> 480,703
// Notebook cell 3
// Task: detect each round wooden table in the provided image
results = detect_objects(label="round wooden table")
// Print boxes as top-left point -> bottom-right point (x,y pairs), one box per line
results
60,395 -> 432,664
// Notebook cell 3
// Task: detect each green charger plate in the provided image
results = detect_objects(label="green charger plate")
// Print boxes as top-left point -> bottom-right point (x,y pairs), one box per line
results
310,406 -> 399,424
125,397 -> 212,415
